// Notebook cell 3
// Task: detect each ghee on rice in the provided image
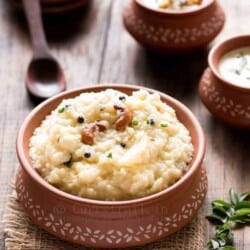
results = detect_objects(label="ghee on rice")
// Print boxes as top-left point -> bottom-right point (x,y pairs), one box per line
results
29,89 -> 193,201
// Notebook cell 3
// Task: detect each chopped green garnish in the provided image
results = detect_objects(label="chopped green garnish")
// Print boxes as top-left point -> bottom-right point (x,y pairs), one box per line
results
132,120 -> 139,126
58,104 -> 70,113
58,107 -> 65,113
160,123 -> 168,128
107,152 -> 112,158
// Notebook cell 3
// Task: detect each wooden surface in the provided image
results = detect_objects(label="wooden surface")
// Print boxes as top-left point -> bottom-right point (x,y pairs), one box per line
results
0,0 -> 250,249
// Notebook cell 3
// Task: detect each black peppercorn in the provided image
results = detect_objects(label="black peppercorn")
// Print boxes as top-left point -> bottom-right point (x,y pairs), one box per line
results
119,96 -> 126,101
84,152 -> 91,158
77,116 -> 85,123
147,118 -> 155,126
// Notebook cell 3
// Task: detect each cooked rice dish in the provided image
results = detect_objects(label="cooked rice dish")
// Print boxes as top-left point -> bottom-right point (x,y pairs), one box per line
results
29,89 -> 193,201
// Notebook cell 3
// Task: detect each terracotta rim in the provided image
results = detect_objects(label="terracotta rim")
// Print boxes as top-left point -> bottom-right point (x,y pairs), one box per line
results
16,84 -> 205,207
136,0 -> 214,15
208,34 -> 250,93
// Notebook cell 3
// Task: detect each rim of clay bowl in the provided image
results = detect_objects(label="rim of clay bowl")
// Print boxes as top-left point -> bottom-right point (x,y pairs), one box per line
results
208,34 -> 250,93
136,0 -> 214,15
16,84 -> 205,207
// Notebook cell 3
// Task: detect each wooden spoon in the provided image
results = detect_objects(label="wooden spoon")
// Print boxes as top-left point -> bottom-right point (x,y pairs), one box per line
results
22,0 -> 66,100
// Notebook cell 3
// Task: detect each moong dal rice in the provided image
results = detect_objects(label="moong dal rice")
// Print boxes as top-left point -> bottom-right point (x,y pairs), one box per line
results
29,89 -> 193,201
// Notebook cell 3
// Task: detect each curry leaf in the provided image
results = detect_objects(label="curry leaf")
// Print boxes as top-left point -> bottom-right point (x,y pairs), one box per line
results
229,188 -> 240,205
206,213 -> 228,224
234,201 -> 250,210
230,208 -> 250,221
219,246 -> 236,250
212,200 -> 232,210
239,192 -> 250,202
207,188 -> 250,250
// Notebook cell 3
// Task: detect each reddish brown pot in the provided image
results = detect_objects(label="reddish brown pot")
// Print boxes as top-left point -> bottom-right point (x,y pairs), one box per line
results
8,0 -> 90,14
16,84 -> 207,248
199,35 -> 250,128
123,0 -> 225,53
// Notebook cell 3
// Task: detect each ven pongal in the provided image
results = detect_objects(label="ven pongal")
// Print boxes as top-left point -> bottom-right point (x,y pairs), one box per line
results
29,89 -> 193,201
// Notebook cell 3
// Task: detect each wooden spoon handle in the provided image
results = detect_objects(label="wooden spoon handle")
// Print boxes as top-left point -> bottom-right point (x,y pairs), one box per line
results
22,0 -> 49,58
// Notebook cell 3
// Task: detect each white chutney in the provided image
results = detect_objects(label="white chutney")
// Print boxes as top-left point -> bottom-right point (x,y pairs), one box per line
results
219,46 -> 250,88
141,0 -> 203,10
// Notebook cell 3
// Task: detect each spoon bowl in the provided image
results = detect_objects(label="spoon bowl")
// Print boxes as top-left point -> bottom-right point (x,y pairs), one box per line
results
26,57 -> 66,99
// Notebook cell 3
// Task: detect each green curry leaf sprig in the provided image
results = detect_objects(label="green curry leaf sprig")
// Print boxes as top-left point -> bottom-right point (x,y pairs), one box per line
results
206,188 -> 250,250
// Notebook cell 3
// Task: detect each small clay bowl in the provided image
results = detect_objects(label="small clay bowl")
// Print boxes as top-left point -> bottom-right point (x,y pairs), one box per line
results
16,84 -> 207,248
123,0 -> 225,53
199,35 -> 250,128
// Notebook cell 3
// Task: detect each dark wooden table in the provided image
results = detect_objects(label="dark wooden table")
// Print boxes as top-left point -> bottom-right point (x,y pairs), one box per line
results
0,0 -> 250,249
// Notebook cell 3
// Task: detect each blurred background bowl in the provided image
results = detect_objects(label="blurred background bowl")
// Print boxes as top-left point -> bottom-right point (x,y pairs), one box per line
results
199,35 -> 250,128
123,0 -> 225,53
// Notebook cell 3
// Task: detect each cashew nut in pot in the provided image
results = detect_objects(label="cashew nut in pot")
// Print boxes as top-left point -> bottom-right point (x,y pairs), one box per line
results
114,105 -> 133,132
81,123 -> 106,145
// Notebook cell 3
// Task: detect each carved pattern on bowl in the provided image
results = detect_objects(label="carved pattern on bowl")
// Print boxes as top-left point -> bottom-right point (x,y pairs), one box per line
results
124,5 -> 224,45
201,68 -> 250,119
16,168 -> 207,246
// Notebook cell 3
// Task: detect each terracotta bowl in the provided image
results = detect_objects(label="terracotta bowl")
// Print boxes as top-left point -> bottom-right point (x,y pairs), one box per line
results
123,0 -> 225,53
199,35 -> 250,128
16,84 -> 207,248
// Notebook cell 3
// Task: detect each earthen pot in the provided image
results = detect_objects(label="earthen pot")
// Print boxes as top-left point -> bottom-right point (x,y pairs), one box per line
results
199,35 -> 250,128
123,0 -> 225,53
16,84 -> 207,248
8,0 -> 90,14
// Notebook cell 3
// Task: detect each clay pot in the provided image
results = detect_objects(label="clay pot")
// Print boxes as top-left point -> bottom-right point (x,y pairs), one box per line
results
16,84 -> 207,248
199,35 -> 250,128
8,0 -> 90,14
123,0 -> 225,53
